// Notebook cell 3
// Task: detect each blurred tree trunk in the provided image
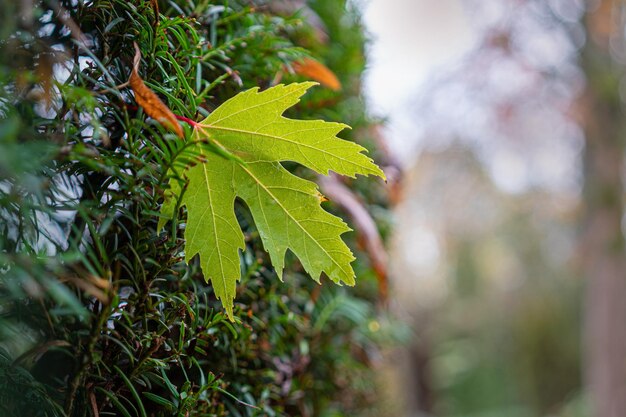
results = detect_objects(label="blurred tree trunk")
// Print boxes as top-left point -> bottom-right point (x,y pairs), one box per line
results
582,2 -> 626,416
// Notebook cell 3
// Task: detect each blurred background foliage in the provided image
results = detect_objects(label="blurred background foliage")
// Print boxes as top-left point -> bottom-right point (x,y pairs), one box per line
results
370,1 -> 622,417
0,1 -> 401,416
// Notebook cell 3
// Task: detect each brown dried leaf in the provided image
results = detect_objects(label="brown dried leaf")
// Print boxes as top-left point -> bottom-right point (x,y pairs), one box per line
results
292,58 -> 341,91
130,42 -> 184,138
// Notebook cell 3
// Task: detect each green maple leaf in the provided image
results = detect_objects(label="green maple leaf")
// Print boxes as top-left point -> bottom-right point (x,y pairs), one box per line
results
160,82 -> 384,319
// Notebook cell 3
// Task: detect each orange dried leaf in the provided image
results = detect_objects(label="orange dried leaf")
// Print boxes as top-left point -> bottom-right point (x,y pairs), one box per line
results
130,42 -> 183,138
292,58 -> 341,91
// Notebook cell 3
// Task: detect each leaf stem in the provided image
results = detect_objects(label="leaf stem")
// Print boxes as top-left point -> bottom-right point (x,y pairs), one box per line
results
174,114 -> 198,128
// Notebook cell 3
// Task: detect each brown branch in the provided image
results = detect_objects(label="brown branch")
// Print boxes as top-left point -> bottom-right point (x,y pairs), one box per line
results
318,173 -> 389,303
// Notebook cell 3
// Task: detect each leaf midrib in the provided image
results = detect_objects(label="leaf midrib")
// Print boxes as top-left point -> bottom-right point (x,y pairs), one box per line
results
196,124 -> 378,176
199,147 -> 230,298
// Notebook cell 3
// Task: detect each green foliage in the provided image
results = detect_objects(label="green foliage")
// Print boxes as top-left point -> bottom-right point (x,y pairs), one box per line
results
0,0 -> 394,416
161,82 -> 384,318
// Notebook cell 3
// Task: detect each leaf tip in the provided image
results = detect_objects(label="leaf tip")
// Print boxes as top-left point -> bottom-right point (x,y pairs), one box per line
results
375,165 -> 387,181
224,306 -> 235,322
300,80 -> 320,88
273,263 -> 285,282
342,275 -> 356,287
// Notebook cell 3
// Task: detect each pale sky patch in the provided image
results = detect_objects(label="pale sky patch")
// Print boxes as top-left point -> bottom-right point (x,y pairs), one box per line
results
363,0 -> 477,119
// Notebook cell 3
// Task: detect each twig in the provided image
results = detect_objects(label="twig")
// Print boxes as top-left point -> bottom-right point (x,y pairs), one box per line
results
65,296 -> 112,415
95,81 -> 129,95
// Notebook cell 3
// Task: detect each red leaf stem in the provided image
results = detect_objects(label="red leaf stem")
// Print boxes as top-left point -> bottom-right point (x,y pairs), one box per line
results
174,114 -> 198,128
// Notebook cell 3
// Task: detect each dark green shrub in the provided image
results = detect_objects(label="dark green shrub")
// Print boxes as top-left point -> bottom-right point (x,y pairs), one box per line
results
0,1 -> 396,416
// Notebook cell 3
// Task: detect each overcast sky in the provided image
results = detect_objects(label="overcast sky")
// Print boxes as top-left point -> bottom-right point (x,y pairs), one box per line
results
362,0 -> 477,160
